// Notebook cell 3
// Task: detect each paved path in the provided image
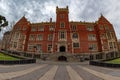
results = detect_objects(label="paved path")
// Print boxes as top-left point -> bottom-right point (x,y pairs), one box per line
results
0,61 -> 119,80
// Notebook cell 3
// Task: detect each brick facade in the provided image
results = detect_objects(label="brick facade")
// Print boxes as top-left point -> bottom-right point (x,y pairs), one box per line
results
2,6 -> 119,56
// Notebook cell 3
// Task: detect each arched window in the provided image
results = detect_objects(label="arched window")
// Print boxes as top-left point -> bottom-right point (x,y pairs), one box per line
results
72,33 -> 78,39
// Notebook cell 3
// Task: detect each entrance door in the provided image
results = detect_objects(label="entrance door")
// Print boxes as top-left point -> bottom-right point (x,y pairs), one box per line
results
60,46 -> 65,52
58,56 -> 67,61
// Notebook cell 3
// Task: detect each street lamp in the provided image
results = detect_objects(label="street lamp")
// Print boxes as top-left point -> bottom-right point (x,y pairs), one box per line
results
40,48 -> 42,59
89,47 -> 93,60
33,46 -> 37,58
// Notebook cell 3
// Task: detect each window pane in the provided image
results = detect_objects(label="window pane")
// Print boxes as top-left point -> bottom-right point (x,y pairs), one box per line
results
87,26 -> 94,31
100,34 -> 106,39
29,35 -> 35,41
59,31 -> 66,39
73,43 -> 79,48
14,42 -> 17,48
48,34 -> 53,41
72,33 -> 78,39
88,34 -> 96,41
37,34 -> 43,41
31,27 -> 36,31
38,26 -> 44,31
89,43 -> 97,50
36,44 -> 42,51
60,22 -> 65,28
60,14 -> 64,19
106,32 -> 111,39
109,42 -> 113,49
71,25 -> 76,31
49,26 -> 54,31
23,27 -> 27,30
99,25 -> 104,30
105,26 -> 109,30
28,45 -> 33,51
48,44 -> 52,52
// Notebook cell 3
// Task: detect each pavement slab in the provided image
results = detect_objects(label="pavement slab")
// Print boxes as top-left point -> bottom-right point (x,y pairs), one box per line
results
11,65 -> 52,80
39,65 -> 58,80
71,65 -> 103,80
0,64 -> 38,73
80,65 -> 120,80
66,65 -> 83,80
0,64 -> 47,80
54,65 -> 70,80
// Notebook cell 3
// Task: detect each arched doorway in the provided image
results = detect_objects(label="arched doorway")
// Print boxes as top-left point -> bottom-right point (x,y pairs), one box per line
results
60,46 -> 66,52
58,56 -> 67,61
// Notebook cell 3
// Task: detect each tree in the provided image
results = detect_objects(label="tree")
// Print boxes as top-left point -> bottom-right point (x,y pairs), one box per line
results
0,15 -> 8,31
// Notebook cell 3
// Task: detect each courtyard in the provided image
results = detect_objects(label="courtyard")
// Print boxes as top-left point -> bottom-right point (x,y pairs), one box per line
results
0,61 -> 120,80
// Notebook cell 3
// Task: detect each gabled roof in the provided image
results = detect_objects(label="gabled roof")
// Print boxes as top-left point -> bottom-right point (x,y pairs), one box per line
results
15,16 -> 30,26
98,14 -> 111,24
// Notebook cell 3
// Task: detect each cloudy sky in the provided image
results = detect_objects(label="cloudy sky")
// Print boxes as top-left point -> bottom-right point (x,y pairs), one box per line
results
0,0 -> 120,39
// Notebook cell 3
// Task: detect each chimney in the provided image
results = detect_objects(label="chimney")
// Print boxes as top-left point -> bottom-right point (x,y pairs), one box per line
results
50,18 -> 52,22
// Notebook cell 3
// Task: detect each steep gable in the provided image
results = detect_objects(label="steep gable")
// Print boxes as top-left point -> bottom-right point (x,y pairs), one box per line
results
98,14 -> 111,24
15,16 -> 30,26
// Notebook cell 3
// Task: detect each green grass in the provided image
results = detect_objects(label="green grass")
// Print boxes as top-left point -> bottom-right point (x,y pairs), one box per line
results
107,58 -> 120,64
0,53 -> 20,60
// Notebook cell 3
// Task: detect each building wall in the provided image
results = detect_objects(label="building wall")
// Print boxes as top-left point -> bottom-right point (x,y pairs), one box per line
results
3,6 -> 119,55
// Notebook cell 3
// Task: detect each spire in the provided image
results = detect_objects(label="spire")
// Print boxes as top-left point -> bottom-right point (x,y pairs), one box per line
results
23,13 -> 26,17
100,13 -> 103,17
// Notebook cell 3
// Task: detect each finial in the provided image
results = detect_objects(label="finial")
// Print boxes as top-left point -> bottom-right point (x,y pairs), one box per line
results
100,13 -> 103,16
66,5 -> 68,9
23,12 -> 26,17
56,6 -> 58,9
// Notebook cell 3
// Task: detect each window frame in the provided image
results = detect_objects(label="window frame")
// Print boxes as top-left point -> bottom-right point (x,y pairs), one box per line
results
88,34 -> 96,41
38,26 -> 44,31
48,34 -> 53,41
86,26 -> 94,31
37,34 -> 43,41
60,22 -> 65,28
73,42 -> 80,48
72,33 -> 78,39
59,31 -> 66,39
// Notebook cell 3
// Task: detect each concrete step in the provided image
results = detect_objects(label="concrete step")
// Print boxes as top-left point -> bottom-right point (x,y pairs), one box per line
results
46,52 -> 80,62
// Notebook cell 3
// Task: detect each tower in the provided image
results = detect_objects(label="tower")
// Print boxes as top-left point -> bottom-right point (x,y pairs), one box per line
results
53,6 -> 71,53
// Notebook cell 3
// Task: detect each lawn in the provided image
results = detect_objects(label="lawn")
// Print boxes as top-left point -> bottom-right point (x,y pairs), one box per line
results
0,53 -> 19,60
107,58 -> 120,64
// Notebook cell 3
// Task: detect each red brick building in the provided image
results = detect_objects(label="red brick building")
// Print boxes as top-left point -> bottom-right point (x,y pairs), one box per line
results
2,6 -> 119,60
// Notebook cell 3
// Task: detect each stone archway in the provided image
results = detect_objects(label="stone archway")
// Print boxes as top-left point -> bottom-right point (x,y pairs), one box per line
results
60,46 -> 66,52
58,56 -> 67,61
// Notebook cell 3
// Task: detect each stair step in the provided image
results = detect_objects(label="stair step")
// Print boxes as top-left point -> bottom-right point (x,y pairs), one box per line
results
46,53 -> 80,62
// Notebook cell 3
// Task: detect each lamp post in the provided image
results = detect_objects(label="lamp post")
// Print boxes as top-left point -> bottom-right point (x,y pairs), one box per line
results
40,48 -> 42,59
89,47 -> 93,60
33,46 -> 36,58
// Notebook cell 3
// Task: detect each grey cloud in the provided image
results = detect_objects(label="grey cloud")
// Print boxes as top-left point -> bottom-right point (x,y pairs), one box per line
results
0,0 -> 120,39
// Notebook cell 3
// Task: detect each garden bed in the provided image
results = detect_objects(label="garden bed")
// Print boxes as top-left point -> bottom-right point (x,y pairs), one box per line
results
89,58 -> 120,68
0,52 -> 36,65
0,53 -> 20,60
106,58 -> 120,64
